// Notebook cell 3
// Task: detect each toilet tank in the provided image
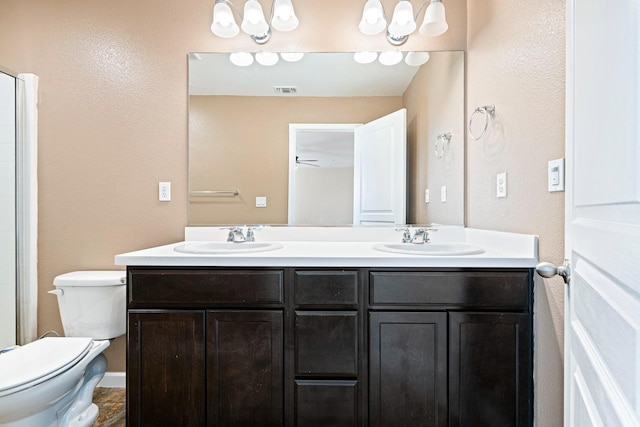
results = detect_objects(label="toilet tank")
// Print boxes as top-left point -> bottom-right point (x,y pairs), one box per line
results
50,271 -> 126,340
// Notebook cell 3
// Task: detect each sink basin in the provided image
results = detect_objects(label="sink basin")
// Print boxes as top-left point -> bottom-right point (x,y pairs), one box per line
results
174,241 -> 283,254
372,242 -> 484,256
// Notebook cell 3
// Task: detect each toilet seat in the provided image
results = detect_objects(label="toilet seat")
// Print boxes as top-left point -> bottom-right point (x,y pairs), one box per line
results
0,337 -> 93,397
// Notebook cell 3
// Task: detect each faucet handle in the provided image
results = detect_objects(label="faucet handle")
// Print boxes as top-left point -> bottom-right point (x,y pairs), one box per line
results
424,227 -> 438,243
395,226 -> 412,243
245,225 -> 262,242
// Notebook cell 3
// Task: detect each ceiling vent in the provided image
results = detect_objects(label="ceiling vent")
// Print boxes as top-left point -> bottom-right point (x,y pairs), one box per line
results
273,86 -> 298,95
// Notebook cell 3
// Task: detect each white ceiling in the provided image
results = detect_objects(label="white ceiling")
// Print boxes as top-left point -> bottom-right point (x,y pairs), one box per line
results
188,52 -> 424,97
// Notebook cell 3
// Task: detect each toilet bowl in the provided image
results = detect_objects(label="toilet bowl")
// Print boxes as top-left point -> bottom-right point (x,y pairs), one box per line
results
0,271 -> 126,427
0,338 -> 109,427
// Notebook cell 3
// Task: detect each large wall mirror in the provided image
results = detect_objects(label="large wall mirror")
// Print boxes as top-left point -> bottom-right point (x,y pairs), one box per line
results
188,51 -> 464,226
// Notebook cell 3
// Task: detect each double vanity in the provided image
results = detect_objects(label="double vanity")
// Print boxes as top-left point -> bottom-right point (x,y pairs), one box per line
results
116,226 -> 538,426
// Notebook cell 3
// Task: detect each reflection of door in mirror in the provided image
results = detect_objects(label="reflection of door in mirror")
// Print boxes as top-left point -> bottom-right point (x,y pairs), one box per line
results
354,108 -> 406,226
288,109 -> 406,226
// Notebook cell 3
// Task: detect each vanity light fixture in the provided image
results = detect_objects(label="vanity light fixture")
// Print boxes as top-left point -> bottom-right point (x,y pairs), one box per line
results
359,0 -> 448,46
211,0 -> 299,44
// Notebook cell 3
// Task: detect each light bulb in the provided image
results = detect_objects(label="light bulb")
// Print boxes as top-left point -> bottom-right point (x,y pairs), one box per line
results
241,0 -> 269,36
419,0 -> 448,37
211,2 -> 240,38
359,0 -> 386,35
272,0 -> 299,32
388,1 -> 416,37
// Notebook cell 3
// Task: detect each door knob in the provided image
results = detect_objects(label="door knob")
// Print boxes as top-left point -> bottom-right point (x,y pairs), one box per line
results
536,259 -> 571,285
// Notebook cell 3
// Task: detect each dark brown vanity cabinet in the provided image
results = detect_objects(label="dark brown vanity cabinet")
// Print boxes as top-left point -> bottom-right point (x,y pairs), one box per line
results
126,268 -> 284,427
126,266 -> 533,427
368,270 -> 534,427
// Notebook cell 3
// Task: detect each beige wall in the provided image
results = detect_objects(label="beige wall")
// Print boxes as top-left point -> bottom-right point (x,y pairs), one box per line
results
466,1 -> 566,425
0,1 -> 565,424
405,51 -> 465,225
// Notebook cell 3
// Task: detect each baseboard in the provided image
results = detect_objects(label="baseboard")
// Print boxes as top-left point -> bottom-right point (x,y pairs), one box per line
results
98,372 -> 126,388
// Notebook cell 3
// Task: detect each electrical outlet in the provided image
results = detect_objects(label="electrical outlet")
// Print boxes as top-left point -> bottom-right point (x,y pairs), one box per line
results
256,196 -> 267,208
425,189 -> 430,204
159,182 -> 171,201
497,173 -> 507,198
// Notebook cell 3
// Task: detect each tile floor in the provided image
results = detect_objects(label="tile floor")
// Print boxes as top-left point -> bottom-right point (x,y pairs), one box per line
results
93,387 -> 125,426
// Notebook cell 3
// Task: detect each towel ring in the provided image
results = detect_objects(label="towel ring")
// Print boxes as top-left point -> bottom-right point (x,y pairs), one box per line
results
435,132 -> 452,159
468,105 -> 495,140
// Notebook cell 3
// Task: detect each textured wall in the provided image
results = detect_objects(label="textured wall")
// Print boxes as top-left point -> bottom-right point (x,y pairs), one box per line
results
466,1 -> 566,425
0,0 -> 464,372
404,51 -> 465,225
0,1 -> 565,424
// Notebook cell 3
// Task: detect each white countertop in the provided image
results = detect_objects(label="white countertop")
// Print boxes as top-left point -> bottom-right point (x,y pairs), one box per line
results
114,226 -> 538,268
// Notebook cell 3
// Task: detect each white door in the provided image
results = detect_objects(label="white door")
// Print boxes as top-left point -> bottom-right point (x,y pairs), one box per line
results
353,108 -> 406,225
564,1 -> 640,425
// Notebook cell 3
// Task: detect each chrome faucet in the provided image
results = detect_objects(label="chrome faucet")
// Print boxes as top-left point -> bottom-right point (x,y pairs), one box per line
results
224,227 -> 246,242
410,227 -> 438,244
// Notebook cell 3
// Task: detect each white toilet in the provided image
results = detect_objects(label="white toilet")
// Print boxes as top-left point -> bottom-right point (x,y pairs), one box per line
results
0,271 -> 126,427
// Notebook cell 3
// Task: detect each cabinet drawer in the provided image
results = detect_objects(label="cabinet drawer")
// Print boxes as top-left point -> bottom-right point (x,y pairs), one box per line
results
128,269 -> 284,306
370,270 -> 530,309
295,380 -> 358,426
294,270 -> 358,306
295,311 -> 358,376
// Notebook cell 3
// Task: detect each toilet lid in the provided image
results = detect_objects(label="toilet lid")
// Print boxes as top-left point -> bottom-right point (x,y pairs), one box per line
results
0,337 -> 93,396
53,270 -> 126,287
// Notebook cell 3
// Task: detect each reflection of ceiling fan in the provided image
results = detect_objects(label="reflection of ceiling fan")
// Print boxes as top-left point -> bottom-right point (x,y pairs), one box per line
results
296,156 -> 320,167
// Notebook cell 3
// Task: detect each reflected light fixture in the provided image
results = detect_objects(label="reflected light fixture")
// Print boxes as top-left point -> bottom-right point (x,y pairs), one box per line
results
229,51 -> 255,66
280,52 -> 304,62
354,51 -> 378,64
211,0 -> 299,44
404,51 -> 430,66
255,51 -> 279,66
359,0 -> 448,46
378,50 -> 404,66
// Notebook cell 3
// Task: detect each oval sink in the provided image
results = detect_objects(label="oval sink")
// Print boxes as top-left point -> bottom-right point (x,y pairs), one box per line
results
174,242 -> 283,254
373,242 -> 484,256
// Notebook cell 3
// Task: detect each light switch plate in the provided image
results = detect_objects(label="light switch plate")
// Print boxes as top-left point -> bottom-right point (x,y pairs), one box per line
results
256,196 -> 267,208
548,158 -> 565,192
497,173 -> 507,198
425,189 -> 430,204
440,186 -> 447,202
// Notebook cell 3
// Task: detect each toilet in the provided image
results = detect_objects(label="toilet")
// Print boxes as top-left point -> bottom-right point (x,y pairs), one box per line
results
0,271 -> 126,427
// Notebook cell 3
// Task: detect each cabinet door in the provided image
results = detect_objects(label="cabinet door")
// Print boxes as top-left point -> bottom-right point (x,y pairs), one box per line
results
449,312 -> 532,427
127,310 -> 205,426
369,312 -> 447,427
207,310 -> 283,426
